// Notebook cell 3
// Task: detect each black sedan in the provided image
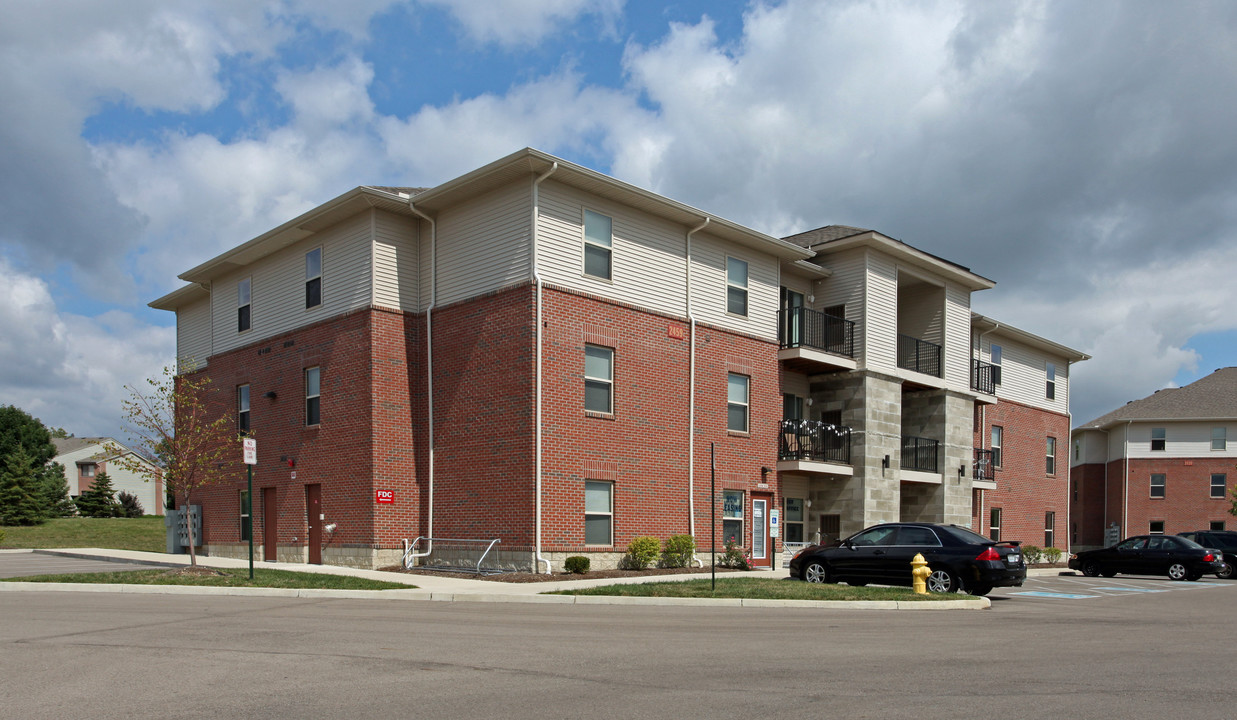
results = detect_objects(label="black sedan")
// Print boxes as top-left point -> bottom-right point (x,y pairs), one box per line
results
788,522 -> 1026,596
1068,535 -> 1224,581
1177,531 -> 1237,579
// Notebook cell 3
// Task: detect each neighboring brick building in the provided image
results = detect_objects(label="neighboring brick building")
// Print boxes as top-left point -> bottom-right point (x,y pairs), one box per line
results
151,148 -> 1087,571
1070,368 -> 1237,549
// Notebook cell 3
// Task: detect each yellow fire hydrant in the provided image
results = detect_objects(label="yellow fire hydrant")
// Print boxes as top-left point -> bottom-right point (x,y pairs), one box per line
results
911,553 -> 931,594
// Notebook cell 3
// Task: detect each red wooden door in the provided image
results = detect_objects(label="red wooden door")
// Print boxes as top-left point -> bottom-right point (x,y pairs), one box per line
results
263,487 -> 277,562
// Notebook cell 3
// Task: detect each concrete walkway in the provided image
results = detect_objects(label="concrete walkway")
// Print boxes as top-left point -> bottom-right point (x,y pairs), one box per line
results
0,547 -> 1048,610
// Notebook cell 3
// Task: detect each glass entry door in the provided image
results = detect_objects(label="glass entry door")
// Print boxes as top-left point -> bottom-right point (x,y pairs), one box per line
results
752,498 -> 768,563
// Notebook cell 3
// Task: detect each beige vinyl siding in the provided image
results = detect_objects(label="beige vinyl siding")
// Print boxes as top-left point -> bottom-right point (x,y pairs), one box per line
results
779,273 -> 813,301
864,252 -> 897,370
537,181 -> 687,318
780,370 -> 811,399
211,210 -> 374,355
435,181 -> 531,307
943,283 -> 971,388
1127,422 -> 1237,458
983,335 -> 1070,413
1071,430 -> 1110,467
690,233 -> 779,340
814,249 -> 866,360
177,297 -> 212,370
373,209 -> 419,311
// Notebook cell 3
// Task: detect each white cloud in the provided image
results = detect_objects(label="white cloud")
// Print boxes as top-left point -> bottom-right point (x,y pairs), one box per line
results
421,0 -> 624,46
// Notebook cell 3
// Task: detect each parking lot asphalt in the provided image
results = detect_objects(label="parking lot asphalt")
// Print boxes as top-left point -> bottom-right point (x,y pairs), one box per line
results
991,570 -> 1235,601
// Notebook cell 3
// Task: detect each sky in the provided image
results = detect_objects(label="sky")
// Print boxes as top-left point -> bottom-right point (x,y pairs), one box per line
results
2,0 -> 1237,438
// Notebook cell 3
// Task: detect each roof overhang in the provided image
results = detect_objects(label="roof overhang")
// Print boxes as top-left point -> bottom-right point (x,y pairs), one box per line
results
972,313 -> 1091,363
814,231 -> 995,291
149,282 -> 210,312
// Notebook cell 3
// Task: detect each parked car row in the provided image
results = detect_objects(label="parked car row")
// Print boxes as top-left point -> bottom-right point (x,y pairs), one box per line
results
789,524 -> 1236,595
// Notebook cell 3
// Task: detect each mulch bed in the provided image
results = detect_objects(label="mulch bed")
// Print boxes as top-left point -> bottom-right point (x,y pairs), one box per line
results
378,564 -> 746,583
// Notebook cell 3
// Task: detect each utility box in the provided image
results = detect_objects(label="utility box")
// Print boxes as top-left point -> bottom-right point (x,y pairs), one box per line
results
165,505 -> 203,554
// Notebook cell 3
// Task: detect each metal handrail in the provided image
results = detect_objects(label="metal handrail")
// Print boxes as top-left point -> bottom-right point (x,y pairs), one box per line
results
897,334 -> 942,377
973,359 -> 996,394
779,419 -> 852,464
403,536 -> 502,574
778,308 -> 856,358
901,436 -> 940,473
974,449 -> 995,481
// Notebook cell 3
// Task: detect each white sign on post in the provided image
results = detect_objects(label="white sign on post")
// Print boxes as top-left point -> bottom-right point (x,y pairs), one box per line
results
242,438 -> 257,465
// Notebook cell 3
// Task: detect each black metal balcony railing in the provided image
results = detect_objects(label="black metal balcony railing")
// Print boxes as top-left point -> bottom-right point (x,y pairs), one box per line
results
972,359 -> 997,395
974,449 -> 995,482
897,334 -> 942,378
778,308 -> 856,358
779,419 -> 852,465
901,436 -> 940,473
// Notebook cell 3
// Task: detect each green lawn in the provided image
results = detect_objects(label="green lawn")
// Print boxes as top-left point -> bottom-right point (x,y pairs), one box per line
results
547,577 -> 963,601
0,516 -> 166,552
2,567 -> 414,590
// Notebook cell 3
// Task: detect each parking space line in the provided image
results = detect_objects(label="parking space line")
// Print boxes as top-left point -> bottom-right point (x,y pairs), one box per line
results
1090,587 -> 1167,593
1009,591 -> 1100,599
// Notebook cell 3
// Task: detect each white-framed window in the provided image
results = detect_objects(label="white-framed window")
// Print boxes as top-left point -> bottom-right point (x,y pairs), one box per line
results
238,277 -> 252,332
726,256 -> 748,316
237,384 -> 250,434
783,497 -> 805,543
583,210 -> 612,280
727,373 -> 749,433
305,248 -> 322,309
990,344 -> 1003,385
1149,520 -> 1165,534
584,480 -> 613,545
584,345 -> 613,414
1046,436 -> 1056,475
305,367 -> 321,426
240,490 -> 251,542
989,507 -> 1002,542
1212,426 -> 1226,451
79,463 -> 96,478
991,426 -> 1003,468
1150,473 -> 1165,498
1045,511 -> 1055,548
1210,521 -> 1226,531
1212,473 -> 1227,499
723,490 -> 744,545
1151,427 -> 1166,451
1045,362 -> 1056,400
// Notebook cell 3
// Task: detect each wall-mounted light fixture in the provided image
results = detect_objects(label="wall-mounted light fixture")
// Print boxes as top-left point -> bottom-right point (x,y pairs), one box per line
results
959,465 -> 966,478
263,391 -> 277,399
882,455 -> 890,469
761,466 -> 771,482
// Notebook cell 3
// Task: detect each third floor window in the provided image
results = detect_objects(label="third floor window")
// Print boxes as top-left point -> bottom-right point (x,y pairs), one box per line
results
726,257 -> 748,316
583,210 -> 612,280
237,277 -> 251,332
306,248 -> 322,309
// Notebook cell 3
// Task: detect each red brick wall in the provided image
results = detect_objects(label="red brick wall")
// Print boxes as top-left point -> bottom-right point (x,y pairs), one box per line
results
973,399 -> 1071,549
1121,458 -> 1234,535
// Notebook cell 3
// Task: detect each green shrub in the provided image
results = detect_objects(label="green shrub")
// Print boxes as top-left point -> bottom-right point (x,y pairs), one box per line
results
117,491 -> 144,519
563,556 -> 590,574
718,541 -> 751,570
661,534 -> 696,568
620,536 -> 661,570
1022,545 -> 1043,564
1043,546 -> 1063,564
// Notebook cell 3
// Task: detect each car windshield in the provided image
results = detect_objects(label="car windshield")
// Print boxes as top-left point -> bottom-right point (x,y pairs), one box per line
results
935,525 -> 992,545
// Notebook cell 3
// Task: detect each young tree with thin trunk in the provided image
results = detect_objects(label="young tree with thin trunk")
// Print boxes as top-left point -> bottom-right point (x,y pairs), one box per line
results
108,365 -> 235,567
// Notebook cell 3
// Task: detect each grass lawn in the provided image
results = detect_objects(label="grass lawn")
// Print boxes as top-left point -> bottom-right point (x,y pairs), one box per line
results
0,516 -> 166,552
2,567 -> 414,590
547,577 -> 963,602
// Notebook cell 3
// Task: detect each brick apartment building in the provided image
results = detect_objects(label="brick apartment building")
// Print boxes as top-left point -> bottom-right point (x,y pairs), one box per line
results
1070,368 -> 1237,549
151,147 -> 1087,570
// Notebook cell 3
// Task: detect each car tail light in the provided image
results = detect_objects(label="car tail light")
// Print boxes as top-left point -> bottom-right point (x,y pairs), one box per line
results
1204,553 -> 1216,562
976,547 -> 1001,561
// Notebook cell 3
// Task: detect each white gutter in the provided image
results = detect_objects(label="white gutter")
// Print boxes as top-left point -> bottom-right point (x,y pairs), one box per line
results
404,201 -> 437,563
1123,420 -> 1132,537
532,162 -> 558,574
685,216 -> 709,568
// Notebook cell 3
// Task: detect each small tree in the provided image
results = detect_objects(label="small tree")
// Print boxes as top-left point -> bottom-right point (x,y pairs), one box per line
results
107,365 -> 235,567
117,491 -> 144,518
75,471 -> 120,518
0,447 -> 48,526
40,462 -> 77,518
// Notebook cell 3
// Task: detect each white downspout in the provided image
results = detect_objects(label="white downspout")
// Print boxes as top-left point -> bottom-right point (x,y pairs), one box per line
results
532,162 -> 558,574
685,216 -> 709,568
1123,420 -> 1132,538
404,201 -> 436,564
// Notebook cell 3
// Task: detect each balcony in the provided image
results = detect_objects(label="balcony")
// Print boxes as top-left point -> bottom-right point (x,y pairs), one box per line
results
901,436 -> 940,473
897,334 -> 942,378
973,449 -> 995,483
777,419 -> 853,475
777,309 -> 858,373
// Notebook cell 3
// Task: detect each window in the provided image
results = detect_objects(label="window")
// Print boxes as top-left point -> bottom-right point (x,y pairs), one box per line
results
1150,473 -> 1165,498
1149,520 -> 1165,534
1046,437 -> 1056,475
1210,521 -> 1227,531
1045,362 -> 1056,400
1212,474 -> 1227,499
584,345 -> 613,414
726,257 -> 748,316
989,344 -> 1003,385
989,507 -> 1002,542
991,426 -> 1003,467
584,481 -> 613,545
240,490 -> 251,542
783,497 -> 804,543
305,248 -> 322,309
237,384 -> 250,434
727,373 -> 749,433
1212,426 -> 1227,451
79,463 -> 96,478
1074,440 -> 1080,461
1045,511 -> 1055,548
583,210 -> 612,280
1151,427 -> 1165,451
723,490 -> 744,545
237,277 -> 251,332
305,367 -> 321,426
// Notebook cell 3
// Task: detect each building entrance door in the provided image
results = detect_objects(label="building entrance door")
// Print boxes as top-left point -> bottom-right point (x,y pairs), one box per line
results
819,514 -> 841,545
263,487 -> 277,562
752,495 -> 771,568
306,484 -> 322,565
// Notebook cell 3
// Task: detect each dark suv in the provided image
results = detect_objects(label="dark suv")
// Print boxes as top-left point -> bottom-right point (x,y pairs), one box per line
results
1177,531 -> 1237,579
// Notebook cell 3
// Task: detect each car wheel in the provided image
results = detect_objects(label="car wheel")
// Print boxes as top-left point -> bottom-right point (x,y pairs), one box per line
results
1217,562 -> 1235,580
926,568 -> 959,593
803,562 -> 830,584
1100,571 -> 1117,578
1167,562 -> 1189,581
1186,571 -> 1202,582
968,584 -> 993,596
1082,560 -> 1101,577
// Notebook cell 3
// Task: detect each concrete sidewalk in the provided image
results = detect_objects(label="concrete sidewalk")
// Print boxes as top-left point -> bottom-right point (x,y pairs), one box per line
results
0,547 -> 1014,609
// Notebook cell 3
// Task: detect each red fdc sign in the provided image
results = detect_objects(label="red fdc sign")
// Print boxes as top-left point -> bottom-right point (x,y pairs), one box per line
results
375,490 -> 394,504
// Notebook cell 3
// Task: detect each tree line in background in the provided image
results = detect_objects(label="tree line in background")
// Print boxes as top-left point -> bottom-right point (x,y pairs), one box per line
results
0,405 -> 144,526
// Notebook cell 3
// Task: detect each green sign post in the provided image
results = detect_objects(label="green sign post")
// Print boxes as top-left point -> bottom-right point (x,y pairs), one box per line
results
242,438 -> 257,580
